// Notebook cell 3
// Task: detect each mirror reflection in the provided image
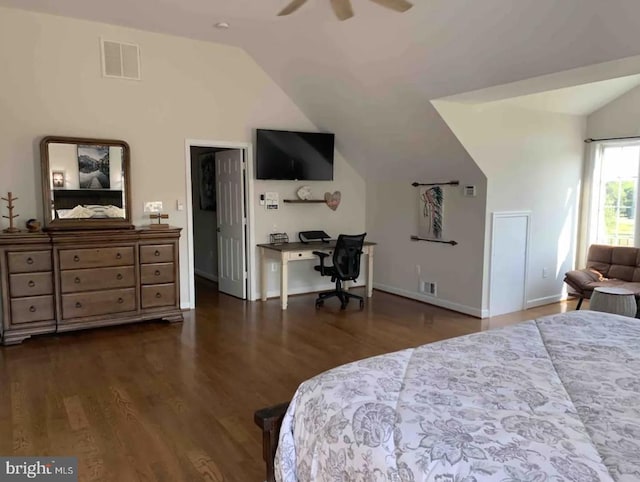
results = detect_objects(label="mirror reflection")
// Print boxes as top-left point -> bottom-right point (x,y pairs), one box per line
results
47,143 -> 126,220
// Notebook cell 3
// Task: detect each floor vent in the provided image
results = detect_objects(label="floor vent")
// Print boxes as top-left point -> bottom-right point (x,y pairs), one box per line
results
101,39 -> 141,80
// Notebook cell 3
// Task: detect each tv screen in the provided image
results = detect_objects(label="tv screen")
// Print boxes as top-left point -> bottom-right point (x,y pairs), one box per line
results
256,129 -> 334,180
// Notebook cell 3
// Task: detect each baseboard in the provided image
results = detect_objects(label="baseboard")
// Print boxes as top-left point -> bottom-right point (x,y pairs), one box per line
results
525,293 -> 567,310
373,283 -> 486,318
180,301 -> 191,310
265,282 -> 365,299
195,269 -> 218,283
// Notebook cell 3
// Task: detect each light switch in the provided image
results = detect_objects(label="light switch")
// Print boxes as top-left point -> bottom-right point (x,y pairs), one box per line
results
176,200 -> 184,211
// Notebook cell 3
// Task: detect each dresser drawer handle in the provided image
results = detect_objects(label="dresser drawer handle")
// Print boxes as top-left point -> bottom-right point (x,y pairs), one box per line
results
154,250 -> 161,257
75,302 -> 82,309
116,252 -> 122,259
73,255 -> 80,262
28,280 -> 35,287
154,270 -> 161,276
155,292 -> 162,299
74,277 -> 81,284
117,297 -> 124,304
29,305 -> 36,313
116,273 -> 123,280
26,257 -> 34,265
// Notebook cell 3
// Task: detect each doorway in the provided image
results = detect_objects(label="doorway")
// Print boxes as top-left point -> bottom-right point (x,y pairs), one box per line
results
185,140 -> 253,308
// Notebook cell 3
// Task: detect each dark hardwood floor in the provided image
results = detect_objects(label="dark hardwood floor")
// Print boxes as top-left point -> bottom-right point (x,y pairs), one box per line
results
0,280 -> 577,481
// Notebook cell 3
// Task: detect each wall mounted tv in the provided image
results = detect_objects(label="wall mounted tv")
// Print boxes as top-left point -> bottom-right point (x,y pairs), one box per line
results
256,129 -> 335,180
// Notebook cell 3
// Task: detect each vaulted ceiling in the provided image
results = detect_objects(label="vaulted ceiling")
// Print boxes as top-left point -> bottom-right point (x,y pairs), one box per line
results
4,0 -> 640,180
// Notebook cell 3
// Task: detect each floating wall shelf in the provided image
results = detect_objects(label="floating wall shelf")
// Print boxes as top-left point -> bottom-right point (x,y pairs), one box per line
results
283,199 -> 326,204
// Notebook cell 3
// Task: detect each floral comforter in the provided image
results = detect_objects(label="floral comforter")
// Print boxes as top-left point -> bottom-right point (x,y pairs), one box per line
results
275,311 -> 640,481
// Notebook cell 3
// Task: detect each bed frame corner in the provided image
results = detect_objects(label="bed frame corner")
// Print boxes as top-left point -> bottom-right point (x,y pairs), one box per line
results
254,402 -> 290,482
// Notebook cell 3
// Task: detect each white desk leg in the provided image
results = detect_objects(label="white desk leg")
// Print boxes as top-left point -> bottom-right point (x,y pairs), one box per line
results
281,252 -> 289,310
366,246 -> 374,298
260,247 -> 268,302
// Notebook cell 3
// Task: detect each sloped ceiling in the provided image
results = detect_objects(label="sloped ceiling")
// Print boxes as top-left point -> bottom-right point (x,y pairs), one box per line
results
4,0 -> 640,180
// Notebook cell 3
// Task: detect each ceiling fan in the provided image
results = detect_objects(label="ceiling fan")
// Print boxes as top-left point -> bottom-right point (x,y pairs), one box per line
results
278,0 -> 413,21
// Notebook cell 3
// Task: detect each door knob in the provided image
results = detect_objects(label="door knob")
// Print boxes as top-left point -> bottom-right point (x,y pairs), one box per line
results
216,227 -> 221,233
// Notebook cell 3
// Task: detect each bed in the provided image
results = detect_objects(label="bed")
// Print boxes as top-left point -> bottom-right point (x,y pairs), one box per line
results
256,311 -> 640,482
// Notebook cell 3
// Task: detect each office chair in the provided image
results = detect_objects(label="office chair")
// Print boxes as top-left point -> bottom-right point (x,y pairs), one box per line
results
313,233 -> 366,310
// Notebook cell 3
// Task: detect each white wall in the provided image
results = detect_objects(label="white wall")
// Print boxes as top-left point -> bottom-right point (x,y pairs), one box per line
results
588,84 -> 640,139
434,101 -> 585,313
0,6 -> 366,307
366,176 -> 487,317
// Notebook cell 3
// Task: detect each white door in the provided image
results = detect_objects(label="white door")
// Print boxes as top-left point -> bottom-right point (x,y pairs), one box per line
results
490,212 -> 530,316
216,149 -> 246,299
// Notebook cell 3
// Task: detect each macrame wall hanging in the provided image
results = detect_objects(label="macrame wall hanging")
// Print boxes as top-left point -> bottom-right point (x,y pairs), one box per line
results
410,181 -> 458,246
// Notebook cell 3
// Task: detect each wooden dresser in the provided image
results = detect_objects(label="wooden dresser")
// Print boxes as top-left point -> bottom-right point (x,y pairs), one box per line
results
0,228 -> 182,345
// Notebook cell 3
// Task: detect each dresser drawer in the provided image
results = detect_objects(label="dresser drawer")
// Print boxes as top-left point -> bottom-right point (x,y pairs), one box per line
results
59,246 -> 134,270
7,251 -> 52,274
142,284 -> 176,308
10,296 -> 54,325
60,266 -> 135,293
9,272 -> 53,297
141,263 -> 175,285
140,245 -> 174,264
62,288 -> 136,320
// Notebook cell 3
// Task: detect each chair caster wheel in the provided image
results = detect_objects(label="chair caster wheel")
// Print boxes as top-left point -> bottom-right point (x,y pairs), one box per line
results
359,299 -> 364,310
315,300 -> 323,309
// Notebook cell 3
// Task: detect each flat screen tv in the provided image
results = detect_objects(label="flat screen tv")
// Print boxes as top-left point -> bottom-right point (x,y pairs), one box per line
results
256,129 -> 334,180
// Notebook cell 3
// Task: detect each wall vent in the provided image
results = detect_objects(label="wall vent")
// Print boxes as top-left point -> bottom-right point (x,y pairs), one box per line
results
101,39 -> 141,80
421,281 -> 437,296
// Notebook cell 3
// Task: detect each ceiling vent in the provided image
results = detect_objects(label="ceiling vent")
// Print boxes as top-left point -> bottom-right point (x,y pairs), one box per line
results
101,39 -> 141,80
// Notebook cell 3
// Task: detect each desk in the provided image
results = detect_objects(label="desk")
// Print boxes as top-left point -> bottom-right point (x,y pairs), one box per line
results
258,241 -> 376,310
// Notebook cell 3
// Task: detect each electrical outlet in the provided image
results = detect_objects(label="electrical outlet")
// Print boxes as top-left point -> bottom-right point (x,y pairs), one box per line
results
415,264 -> 421,275
271,263 -> 277,272
542,267 -> 549,278
421,281 -> 437,296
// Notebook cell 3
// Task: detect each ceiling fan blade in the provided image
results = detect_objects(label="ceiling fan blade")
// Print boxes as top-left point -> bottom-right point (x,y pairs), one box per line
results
278,0 -> 308,16
369,0 -> 413,13
330,0 -> 354,21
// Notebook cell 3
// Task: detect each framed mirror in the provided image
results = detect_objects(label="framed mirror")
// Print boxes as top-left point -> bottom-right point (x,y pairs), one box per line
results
40,136 -> 133,230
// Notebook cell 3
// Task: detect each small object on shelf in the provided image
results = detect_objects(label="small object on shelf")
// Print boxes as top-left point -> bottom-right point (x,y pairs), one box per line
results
270,232 -> 289,245
25,219 -> 41,232
2,191 -> 20,233
324,191 -> 341,211
297,186 -> 312,200
149,213 -> 169,229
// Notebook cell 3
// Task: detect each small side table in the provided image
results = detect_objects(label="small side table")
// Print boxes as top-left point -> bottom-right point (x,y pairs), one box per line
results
590,287 -> 637,317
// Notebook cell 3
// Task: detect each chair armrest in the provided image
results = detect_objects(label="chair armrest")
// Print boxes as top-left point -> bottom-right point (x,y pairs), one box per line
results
313,251 -> 330,275
564,268 -> 602,292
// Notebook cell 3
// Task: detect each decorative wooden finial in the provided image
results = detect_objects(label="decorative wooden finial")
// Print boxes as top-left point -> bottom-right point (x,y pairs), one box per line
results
149,212 -> 169,230
2,192 -> 20,233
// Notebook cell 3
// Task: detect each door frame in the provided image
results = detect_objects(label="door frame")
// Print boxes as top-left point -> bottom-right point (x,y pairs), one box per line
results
184,139 -> 255,308
489,211 -> 531,316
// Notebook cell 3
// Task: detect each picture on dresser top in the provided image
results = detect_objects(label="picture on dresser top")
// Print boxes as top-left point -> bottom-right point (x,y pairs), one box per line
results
77,145 -> 110,189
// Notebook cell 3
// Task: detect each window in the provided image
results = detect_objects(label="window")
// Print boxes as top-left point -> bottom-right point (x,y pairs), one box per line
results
587,142 -> 640,247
